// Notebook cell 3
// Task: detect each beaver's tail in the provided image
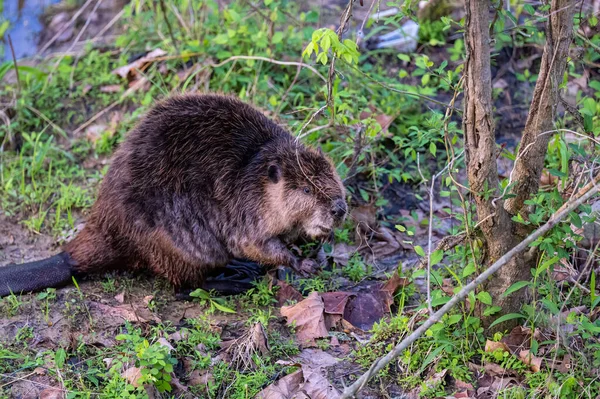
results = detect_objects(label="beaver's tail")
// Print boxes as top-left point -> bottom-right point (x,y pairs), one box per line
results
0,252 -> 75,297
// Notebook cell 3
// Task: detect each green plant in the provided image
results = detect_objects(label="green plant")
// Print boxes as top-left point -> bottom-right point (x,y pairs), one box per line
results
189,288 -> 236,314
36,288 -> 56,323
343,253 -> 370,282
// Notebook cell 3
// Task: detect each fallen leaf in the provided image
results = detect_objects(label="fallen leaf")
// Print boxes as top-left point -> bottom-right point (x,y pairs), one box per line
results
519,350 -> 543,372
484,340 -> 510,353
188,369 -> 214,386
39,388 -> 64,399
157,337 -> 174,352
112,48 -> 167,80
168,330 -> 188,342
331,243 -> 358,267
295,348 -> 340,369
321,292 -> 355,315
281,292 -> 328,346
114,292 -> 125,304
500,326 -> 531,354
122,367 -> 143,387
89,301 -> 160,324
85,124 -> 107,143
301,365 -> 341,399
99,84 -> 122,93
275,280 -> 304,307
330,336 -> 340,347
256,369 -> 304,398
343,291 -> 391,330
380,270 -> 410,296
143,295 -> 154,306
424,369 -> 447,391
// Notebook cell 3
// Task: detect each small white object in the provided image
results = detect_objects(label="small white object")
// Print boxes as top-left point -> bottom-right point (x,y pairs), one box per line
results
375,20 -> 420,53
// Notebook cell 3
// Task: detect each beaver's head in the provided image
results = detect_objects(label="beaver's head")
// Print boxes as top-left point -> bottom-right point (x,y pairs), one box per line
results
264,143 -> 347,240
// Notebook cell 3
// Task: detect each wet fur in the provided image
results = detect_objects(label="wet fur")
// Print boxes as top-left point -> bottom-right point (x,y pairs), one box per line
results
64,93 -> 346,289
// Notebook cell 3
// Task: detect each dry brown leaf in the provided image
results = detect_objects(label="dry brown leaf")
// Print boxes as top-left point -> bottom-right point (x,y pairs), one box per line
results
281,292 -> 328,346
275,280 -> 303,307
89,301 -> 160,324
381,271 -> 410,296
484,340 -> 510,353
99,85 -> 122,93
424,369 -> 447,390
500,326 -> 531,354
188,369 -> 214,386
39,388 -> 64,399
113,48 -> 167,80
331,243 -> 358,267
157,337 -> 174,352
321,292 -> 355,315
85,124 -> 107,143
343,292 -> 391,330
114,292 -> 125,304
122,367 -> 143,387
255,369 -> 304,398
301,366 -> 341,399
519,350 -> 543,372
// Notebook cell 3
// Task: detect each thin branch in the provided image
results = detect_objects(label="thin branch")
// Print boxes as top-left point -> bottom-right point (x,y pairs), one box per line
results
37,0 -> 96,55
340,174 -> 600,398
7,35 -> 20,94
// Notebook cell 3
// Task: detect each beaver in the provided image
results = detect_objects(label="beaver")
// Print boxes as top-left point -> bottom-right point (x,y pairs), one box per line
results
0,93 -> 347,297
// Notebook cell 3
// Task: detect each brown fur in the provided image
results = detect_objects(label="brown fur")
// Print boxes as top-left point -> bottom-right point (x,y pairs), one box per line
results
63,93 -> 347,289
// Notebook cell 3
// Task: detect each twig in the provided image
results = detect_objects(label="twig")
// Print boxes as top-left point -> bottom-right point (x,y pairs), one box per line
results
340,174 -> 600,398
357,0 -> 380,46
160,0 -> 179,52
37,0 -> 96,55
7,35 -> 20,93
342,59 -> 461,111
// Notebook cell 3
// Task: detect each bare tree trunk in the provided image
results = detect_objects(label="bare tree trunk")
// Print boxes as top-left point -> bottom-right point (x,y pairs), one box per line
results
504,0 -> 576,216
463,0 -> 576,330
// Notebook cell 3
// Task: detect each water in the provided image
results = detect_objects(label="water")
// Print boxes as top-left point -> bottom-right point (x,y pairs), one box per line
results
3,0 -> 60,61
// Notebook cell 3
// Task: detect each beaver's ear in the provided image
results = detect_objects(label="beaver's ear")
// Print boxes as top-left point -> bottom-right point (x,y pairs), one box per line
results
267,164 -> 281,184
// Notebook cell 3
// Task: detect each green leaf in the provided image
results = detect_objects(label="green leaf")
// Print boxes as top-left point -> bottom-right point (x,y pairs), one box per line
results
429,142 -> 437,156
272,32 -> 284,44
397,54 -> 410,62
302,42 -> 315,58
540,298 -> 560,315
415,245 -> 425,257
421,73 -> 430,86
430,249 -> 443,266
431,296 -> 451,307
212,301 -> 236,314
488,313 -> 526,329
591,271 -> 597,308
446,314 -> 462,325
55,348 -> 66,369
502,281 -> 531,297
535,256 -> 559,277
418,344 -> 448,373
463,263 -> 476,278
524,4 -> 535,15
476,291 -> 492,305
189,289 -> 210,299
483,306 -> 502,317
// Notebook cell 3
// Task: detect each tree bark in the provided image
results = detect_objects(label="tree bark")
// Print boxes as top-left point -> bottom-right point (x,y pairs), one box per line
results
463,0 -> 522,328
504,0 -> 576,216
463,0 -> 576,330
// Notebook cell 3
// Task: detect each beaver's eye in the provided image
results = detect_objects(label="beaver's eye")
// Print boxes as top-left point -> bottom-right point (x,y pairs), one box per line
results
303,186 -> 311,194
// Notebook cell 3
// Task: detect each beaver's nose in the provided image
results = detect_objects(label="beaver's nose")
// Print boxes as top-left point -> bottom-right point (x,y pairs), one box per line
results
331,199 -> 347,220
